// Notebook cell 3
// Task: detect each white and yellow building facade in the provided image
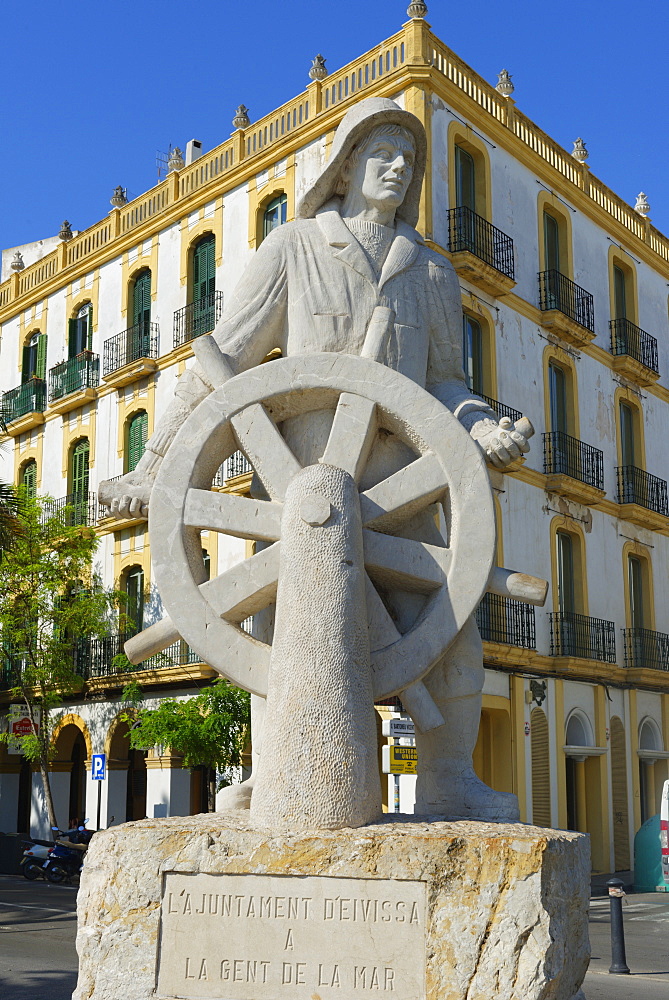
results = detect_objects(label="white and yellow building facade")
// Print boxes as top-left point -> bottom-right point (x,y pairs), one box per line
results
1,14 -> 669,870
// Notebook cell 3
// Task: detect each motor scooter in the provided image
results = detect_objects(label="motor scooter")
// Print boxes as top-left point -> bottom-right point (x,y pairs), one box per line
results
42,820 -> 93,884
19,840 -> 51,880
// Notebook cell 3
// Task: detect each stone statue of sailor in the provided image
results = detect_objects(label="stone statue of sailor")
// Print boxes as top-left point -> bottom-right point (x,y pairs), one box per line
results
101,97 -> 531,822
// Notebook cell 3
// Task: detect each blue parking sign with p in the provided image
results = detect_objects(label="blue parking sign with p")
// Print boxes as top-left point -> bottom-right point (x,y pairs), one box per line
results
91,754 -> 106,780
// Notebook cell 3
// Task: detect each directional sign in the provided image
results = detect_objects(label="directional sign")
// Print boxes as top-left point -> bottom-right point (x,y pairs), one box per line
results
382,745 -> 417,775
382,718 -> 415,739
91,753 -> 106,780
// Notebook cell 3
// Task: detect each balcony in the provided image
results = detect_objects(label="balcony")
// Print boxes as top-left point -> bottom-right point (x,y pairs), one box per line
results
48,351 -> 99,413
41,492 -> 98,528
538,270 -> 595,346
477,394 -> 523,425
476,593 -> 536,648
173,291 -> 224,348
213,452 -> 253,493
103,321 -> 159,387
610,319 -> 659,385
0,378 -> 47,435
549,611 -> 616,663
543,430 -> 605,503
447,207 -> 515,296
617,466 -> 669,531
84,634 -> 202,679
622,628 -> 669,672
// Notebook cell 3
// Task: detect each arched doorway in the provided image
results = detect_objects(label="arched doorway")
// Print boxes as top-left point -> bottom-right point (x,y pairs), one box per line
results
52,723 -> 88,828
473,706 -> 513,796
638,717 -> 665,824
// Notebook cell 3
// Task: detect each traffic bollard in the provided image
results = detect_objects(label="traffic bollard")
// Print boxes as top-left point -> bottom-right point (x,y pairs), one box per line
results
607,878 -> 630,974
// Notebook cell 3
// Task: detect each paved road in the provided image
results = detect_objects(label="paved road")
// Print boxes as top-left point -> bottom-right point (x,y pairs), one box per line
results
2,874 -> 669,999
0,874 -> 78,999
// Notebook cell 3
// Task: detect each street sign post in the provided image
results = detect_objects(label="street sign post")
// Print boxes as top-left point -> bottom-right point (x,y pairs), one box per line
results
381,718 -> 415,739
91,754 -> 106,830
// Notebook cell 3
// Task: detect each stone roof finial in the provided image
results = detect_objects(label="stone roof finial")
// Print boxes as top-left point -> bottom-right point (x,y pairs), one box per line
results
406,2 -> 428,18
495,69 -> 514,98
10,250 -> 25,272
634,192 -> 650,218
232,105 -> 251,130
309,54 -> 328,81
167,147 -> 185,172
59,221 -> 73,241
110,185 -> 128,208
571,138 -> 588,163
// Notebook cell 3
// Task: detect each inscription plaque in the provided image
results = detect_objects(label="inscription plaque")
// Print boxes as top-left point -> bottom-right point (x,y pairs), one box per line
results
157,872 -> 426,1000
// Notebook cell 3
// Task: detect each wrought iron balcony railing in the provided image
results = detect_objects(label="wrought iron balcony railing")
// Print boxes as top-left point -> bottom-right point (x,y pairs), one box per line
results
41,492 -> 98,527
476,593 -> 536,648
543,431 -> 604,491
84,633 -> 201,678
549,611 -> 616,662
213,452 -> 253,485
173,291 -> 224,348
447,206 -> 515,280
610,319 -> 658,374
622,627 -> 669,671
538,270 -> 595,332
617,466 -> 669,517
1,378 -> 47,424
477,393 -> 523,425
48,351 -> 99,402
103,321 -> 159,375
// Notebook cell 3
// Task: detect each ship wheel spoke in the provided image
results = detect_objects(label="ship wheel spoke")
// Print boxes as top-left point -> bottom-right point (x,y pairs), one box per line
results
363,530 -> 450,594
321,393 -> 378,482
203,542 -> 281,622
184,489 -> 282,542
360,452 -> 448,533
230,403 -> 301,501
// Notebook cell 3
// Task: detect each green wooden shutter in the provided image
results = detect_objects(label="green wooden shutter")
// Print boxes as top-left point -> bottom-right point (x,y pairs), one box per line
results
68,318 -> 78,358
21,345 -> 31,384
70,440 -> 90,497
86,305 -> 93,350
126,412 -> 148,472
455,146 -> 476,212
544,212 -> 560,273
36,335 -> 47,380
613,265 -> 627,320
22,461 -> 37,498
132,271 -> 151,329
192,235 -> 216,302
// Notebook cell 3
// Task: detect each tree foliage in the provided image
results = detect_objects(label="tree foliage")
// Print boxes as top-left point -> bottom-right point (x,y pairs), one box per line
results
125,679 -> 251,811
0,481 -> 24,557
0,492 -> 127,828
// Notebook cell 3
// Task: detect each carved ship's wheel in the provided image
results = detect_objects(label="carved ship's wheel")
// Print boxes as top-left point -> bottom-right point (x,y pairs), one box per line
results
136,354 -> 496,722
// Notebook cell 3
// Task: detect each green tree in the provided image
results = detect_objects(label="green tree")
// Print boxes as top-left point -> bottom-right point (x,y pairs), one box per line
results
124,679 -> 250,812
0,493 -> 126,830
0,482 -> 23,557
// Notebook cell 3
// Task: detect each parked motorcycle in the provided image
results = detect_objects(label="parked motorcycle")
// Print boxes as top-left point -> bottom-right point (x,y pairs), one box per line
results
42,820 -> 93,884
20,840 -> 51,880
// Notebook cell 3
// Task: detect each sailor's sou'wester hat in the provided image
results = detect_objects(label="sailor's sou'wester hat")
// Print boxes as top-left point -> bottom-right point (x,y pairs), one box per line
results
297,97 -> 427,228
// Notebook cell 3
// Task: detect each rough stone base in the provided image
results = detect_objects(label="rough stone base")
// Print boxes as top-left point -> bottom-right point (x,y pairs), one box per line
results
72,813 -> 590,1000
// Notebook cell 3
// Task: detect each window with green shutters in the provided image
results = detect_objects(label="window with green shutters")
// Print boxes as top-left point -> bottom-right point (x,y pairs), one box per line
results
132,270 -> 152,330
191,235 -> 216,304
263,194 -> 288,241
69,439 -> 90,498
613,264 -> 628,320
126,411 -> 148,473
21,460 -> 37,498
124,565 -> 145,634
455,145 -> 476,213
68,304 -> 93,358
22,333 -> 47,382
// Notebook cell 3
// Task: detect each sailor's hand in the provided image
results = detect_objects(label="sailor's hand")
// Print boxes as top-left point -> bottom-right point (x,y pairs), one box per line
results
110,494 -> 149,519
469,416 -> 531,469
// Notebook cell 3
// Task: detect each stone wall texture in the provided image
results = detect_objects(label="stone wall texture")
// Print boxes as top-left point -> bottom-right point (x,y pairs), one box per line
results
72,813 -> 590,1000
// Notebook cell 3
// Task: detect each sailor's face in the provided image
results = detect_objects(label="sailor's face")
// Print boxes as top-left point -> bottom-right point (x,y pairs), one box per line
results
349,132 -> 415,212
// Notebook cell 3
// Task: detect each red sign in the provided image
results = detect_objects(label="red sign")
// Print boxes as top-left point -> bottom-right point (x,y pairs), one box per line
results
11,716 -> 38,737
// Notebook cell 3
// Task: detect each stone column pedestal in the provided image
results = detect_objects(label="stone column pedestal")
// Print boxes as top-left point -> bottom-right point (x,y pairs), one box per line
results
73,813 -> 589,1000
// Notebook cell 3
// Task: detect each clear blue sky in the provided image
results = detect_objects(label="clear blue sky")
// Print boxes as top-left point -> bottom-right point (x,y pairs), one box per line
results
3,0 -> 668,250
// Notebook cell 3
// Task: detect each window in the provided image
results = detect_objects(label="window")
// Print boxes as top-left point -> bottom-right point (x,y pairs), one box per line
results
69,439 -> 90,498
455,145 -> 476,213
202,549 -> 211,581
619,401 -> 636,468
263,194 -> 287,241
125,411 -> 148,473
68,303 -> 93,358
191,234 -> 216,305
613,264 -> 627,321
462,315 -> 483,394
22,332 -> 47,382
543,211 -> 561,273
548,362 -> 568,435
556,531 -> 575,613
124,566 -> 144,634
131,269 -> 152,334
628,555 -> 645,629
21,460 -> 37,498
